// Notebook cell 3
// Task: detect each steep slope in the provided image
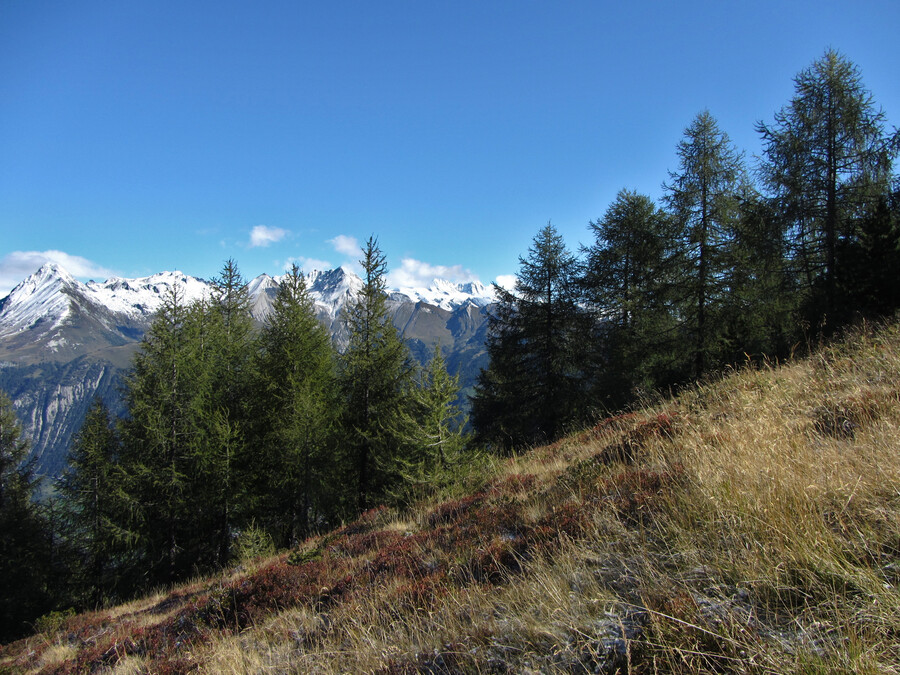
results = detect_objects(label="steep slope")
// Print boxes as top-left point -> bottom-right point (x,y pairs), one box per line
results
0,264 -> 494,477
5,319 -> 899,673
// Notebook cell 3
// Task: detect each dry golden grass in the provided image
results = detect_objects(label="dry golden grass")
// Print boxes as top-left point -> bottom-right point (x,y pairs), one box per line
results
4,318 -> 900,674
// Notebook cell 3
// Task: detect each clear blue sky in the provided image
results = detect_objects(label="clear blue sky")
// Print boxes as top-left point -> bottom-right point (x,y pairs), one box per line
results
1,0 -> 898,295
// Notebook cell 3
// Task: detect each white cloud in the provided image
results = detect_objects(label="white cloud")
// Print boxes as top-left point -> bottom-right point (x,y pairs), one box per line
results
494,274 -> 518,292
0,250 -> 115,296
282,256 -> 333,273
249,225 -> 288,248
387,258 -> 480,289
328,234 -> 360,257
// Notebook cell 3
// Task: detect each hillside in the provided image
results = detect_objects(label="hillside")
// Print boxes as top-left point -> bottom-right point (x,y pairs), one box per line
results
3,319 -> 900,674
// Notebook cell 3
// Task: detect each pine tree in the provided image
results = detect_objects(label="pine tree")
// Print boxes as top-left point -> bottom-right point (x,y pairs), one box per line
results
472,222 -> 588,450
0,389 -> 53,641
255,264 -> 338,545
581,190 -> 680,405
664,110 -> 749,377
757,49 -> 899,321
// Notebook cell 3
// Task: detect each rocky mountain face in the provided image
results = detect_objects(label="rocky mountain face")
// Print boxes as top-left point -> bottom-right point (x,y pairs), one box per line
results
0,264 -> 495,478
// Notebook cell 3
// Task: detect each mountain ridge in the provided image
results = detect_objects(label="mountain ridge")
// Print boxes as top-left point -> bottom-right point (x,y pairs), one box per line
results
0,262 -> 497,477
1,262 -> 496,342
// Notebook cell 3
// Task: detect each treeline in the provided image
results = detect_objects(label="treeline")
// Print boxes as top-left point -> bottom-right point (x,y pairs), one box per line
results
0,238 -> 470,642
471,50 -> 900,450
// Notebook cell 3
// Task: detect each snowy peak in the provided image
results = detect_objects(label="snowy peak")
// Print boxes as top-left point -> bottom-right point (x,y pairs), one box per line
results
30,262 -> 79,288
0,263 -> 493,348
85,271 -> 210,319
8,262 -> 80,300
0,263 -> 84,340
246,273 -> 277,296
305,267 -> 363,310
391,278 -> 494,311
458,280 -> 488,297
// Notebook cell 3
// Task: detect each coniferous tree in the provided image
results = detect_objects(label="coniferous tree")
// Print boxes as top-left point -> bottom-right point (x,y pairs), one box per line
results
472,222 -> 588,450
469,289 -> 527,451
59,398 -> 130,607
203,259 -> 255,565
0,389 -> 53,642
393,345 -> 470,500
848,188 -> 900,315
581,190 -> 680,405
121,282 -> 202,584
255,264 -> 338,545
664,110 -> 749,377
414,345 -> 469,473
338,237 -> 415,512
758,49 -> 899,322
723,191 -> 797,361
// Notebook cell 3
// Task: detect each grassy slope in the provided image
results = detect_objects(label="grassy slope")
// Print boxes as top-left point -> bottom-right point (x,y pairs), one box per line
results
3,319 -> 900,674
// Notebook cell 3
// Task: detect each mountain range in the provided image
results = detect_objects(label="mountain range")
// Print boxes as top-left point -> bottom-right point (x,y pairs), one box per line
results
0,263 -> 496,479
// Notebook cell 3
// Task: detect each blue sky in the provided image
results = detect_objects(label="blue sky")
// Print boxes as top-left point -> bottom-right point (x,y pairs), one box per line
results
1,0 -> 898,295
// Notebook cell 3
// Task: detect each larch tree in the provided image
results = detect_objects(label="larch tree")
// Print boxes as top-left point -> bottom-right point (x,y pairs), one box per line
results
472,222 -> 588,450
255,264 -> 338,545
757,49 -> 899,320
120,282 -> 202,584
338,237 -> 415,512
0,389 -> 52,641
203,259 -> 256,565
664,110 -> 749,377
580,189 -> 680,405
393,344 -> 470,500
59,398 -> 130,607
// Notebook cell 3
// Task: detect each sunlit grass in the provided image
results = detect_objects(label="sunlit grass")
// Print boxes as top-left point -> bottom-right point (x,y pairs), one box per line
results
4,318 -> 900,673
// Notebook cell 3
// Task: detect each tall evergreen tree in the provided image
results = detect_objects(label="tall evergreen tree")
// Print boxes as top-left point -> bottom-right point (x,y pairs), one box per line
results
121,282 -> 202,584
338,237 -> 415,512
203,259 -> 255,565
0,389 -> 52,642
581,190 -> 680,405
757,49 -> 899,321
255,264 -> 338,545
472,222 -> 588,450
723,191 -> 797,361
664,110 -> 749,377
393,345 -> 470,500
848,188 -> 900,315
59,398 -> 130,607
469,290 -> 527,451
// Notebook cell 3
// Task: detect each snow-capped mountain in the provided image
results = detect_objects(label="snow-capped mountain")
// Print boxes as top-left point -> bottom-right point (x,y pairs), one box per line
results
0,263 -> 79,346
0,263 -> 492,347
0,263 -> 495,478
0,265 -> 211,353
390,279 -> 492,311
247,267 -> 365,323
85,271 -> 211,319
